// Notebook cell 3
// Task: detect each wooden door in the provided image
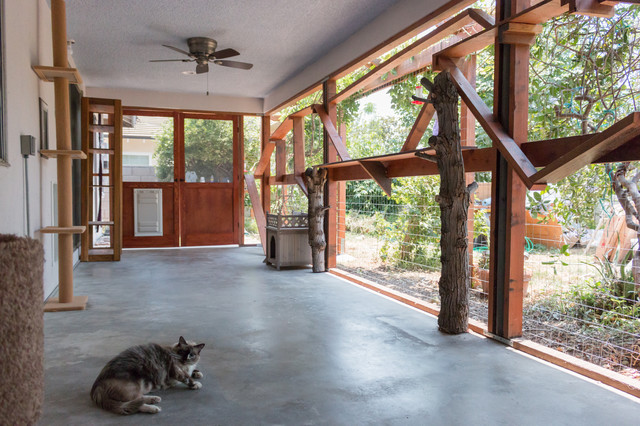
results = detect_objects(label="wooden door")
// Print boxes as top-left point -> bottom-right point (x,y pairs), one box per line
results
121,110 -> 179,248
179,114 -> 239,246
121,110 -> 242,248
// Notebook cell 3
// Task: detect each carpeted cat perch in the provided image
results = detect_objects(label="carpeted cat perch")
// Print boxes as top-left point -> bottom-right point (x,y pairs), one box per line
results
0,234 -> 44,424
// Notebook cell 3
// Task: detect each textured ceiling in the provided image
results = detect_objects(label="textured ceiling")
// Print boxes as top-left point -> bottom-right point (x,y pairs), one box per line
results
66,0 -> 400,99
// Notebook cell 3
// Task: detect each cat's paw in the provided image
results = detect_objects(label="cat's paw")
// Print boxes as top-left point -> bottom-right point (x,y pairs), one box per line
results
139,404 -> 161,414
145,395 -> 161,404
191,370 -> 203,379
188,381 -> 202,390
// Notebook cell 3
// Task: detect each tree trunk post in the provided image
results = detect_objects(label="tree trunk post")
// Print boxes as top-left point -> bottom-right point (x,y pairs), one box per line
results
305,167 -> 328,272
417,71 -> 477,334
612,163 -> 640,293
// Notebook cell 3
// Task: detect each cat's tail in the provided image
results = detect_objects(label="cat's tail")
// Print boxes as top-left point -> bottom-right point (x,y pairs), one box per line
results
90,382 -> 145,415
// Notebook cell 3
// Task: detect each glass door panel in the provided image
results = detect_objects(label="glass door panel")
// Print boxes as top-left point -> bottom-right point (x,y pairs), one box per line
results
123,115 -> 174,182
184,118 -> 233,183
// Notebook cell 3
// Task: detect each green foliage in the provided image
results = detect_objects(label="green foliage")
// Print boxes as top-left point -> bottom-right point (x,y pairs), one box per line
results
346,115 -> 409,158
154,118 -> 234,182
244,116 -> 262,172
345,180 -> 399,215
153,120 -> 175,181
379,176 -> 441,270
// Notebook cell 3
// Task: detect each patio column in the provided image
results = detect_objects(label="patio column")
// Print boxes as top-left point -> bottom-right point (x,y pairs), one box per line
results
323,79 -> 338,269
488,0 -> 530,338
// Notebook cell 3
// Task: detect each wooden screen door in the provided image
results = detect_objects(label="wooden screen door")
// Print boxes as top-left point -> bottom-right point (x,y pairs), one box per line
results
178,114 -> 241,246
121,110 -> 242,248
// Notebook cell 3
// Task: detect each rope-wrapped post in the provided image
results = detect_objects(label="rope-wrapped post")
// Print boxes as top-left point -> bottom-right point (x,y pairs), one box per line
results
0,234 -> 45,424
304,167 -> 328,272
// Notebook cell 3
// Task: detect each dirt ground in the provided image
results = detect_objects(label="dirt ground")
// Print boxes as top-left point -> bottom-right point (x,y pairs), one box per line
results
337,232 -> 640,381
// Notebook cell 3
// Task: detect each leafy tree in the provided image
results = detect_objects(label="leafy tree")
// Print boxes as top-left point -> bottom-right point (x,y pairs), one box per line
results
154,118 -> 234,182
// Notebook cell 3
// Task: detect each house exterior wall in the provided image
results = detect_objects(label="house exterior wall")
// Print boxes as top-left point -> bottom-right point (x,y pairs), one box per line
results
0,0 -> 70,299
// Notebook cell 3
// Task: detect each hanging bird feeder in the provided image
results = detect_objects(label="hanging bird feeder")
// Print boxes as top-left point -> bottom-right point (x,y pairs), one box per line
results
411,85 -> 425,105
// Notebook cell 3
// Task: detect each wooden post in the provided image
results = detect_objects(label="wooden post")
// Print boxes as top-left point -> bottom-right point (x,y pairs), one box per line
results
337,124 -> 347,255
323,79 -> 338,269
488,0 -> 530,338
305,167 -> 328,272
236,116 -> 245,245
261,115 -> 271,215
461,56 -> 477,265
44,0 -> 87,311
418,72 -> 477,334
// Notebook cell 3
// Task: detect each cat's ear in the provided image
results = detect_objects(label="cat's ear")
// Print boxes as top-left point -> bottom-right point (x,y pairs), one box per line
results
179,336 -> 187,346
194,343 -> 205,354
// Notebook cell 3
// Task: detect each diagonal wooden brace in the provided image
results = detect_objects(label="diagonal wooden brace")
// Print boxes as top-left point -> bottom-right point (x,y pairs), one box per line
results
359,160 -> 392,196
401,99 -> 436,151
254,140 -> 276,177
312,104 -> 351,161
440,57 -> 537,187
532,112 -> 640,184
245,174 -> 267,254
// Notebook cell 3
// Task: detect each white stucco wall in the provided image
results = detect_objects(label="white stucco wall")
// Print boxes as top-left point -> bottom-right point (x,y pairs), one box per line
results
0,0 -> 60,298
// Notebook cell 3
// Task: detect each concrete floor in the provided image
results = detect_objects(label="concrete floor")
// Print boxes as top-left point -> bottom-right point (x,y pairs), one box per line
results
41,247 -> 639,425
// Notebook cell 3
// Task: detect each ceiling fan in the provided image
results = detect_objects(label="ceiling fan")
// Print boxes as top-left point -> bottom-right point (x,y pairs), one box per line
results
150,37 -> 253,74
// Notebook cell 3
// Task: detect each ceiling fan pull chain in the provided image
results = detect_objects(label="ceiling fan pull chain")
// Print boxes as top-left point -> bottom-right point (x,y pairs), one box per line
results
206,71 -> 210,96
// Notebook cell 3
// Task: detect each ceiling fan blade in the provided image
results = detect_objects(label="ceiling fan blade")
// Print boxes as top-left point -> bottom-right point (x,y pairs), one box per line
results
196,63 -> 209,74
214,60 -> 253,70
149,59 -> 193,62
213,48 -> 240,59
162,44 -> 192,56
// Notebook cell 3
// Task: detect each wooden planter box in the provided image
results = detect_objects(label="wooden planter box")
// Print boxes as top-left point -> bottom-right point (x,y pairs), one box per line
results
265,213 -> 312,270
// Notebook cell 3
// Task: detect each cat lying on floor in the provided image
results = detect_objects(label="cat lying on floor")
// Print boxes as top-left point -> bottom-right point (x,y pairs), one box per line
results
90,336 -> 205,415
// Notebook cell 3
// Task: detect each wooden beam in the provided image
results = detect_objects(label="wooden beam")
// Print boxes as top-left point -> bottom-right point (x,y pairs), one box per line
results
359,160 -> 392,196
323,80 -> 338,270
330,9 -> 493,105
264,0 -> 476,115
268,174 -> 299,185
260,116 -> 271,215
275,139 -> 286,181
245,174 -> 267,254
254,140 -> 276,177
401,101 -> 435,151
508,0 -> 570,25
443,58 -> 536,187
313,104 -> 351,161
532,112 -> 640,184
569,0 -> 615,17
433,27 -> 499,69
292,116 -> 307,196
499,23 -> 543,45
292,117 -> 305,175
294,174 -> 308,196
270,119 -> 293,141
359,28 -> 483,96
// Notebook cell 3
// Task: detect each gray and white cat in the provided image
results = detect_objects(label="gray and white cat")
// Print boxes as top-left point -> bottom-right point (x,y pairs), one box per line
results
90,336 -> 205,415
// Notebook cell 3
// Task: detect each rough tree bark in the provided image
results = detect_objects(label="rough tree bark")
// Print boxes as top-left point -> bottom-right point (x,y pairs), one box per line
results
416,71 -> 478,334
305,167 -> 328,272
612,163 -> 640,292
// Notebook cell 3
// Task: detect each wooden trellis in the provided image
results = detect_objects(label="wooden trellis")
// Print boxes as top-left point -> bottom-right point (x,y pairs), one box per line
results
247,0 -> 640,338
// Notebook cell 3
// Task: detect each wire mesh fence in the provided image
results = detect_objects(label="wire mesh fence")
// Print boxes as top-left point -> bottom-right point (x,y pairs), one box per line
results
336,174 -> 640,380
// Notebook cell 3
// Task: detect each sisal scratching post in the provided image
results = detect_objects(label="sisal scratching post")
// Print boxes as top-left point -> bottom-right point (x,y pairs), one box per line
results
0,235 -> 45,424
